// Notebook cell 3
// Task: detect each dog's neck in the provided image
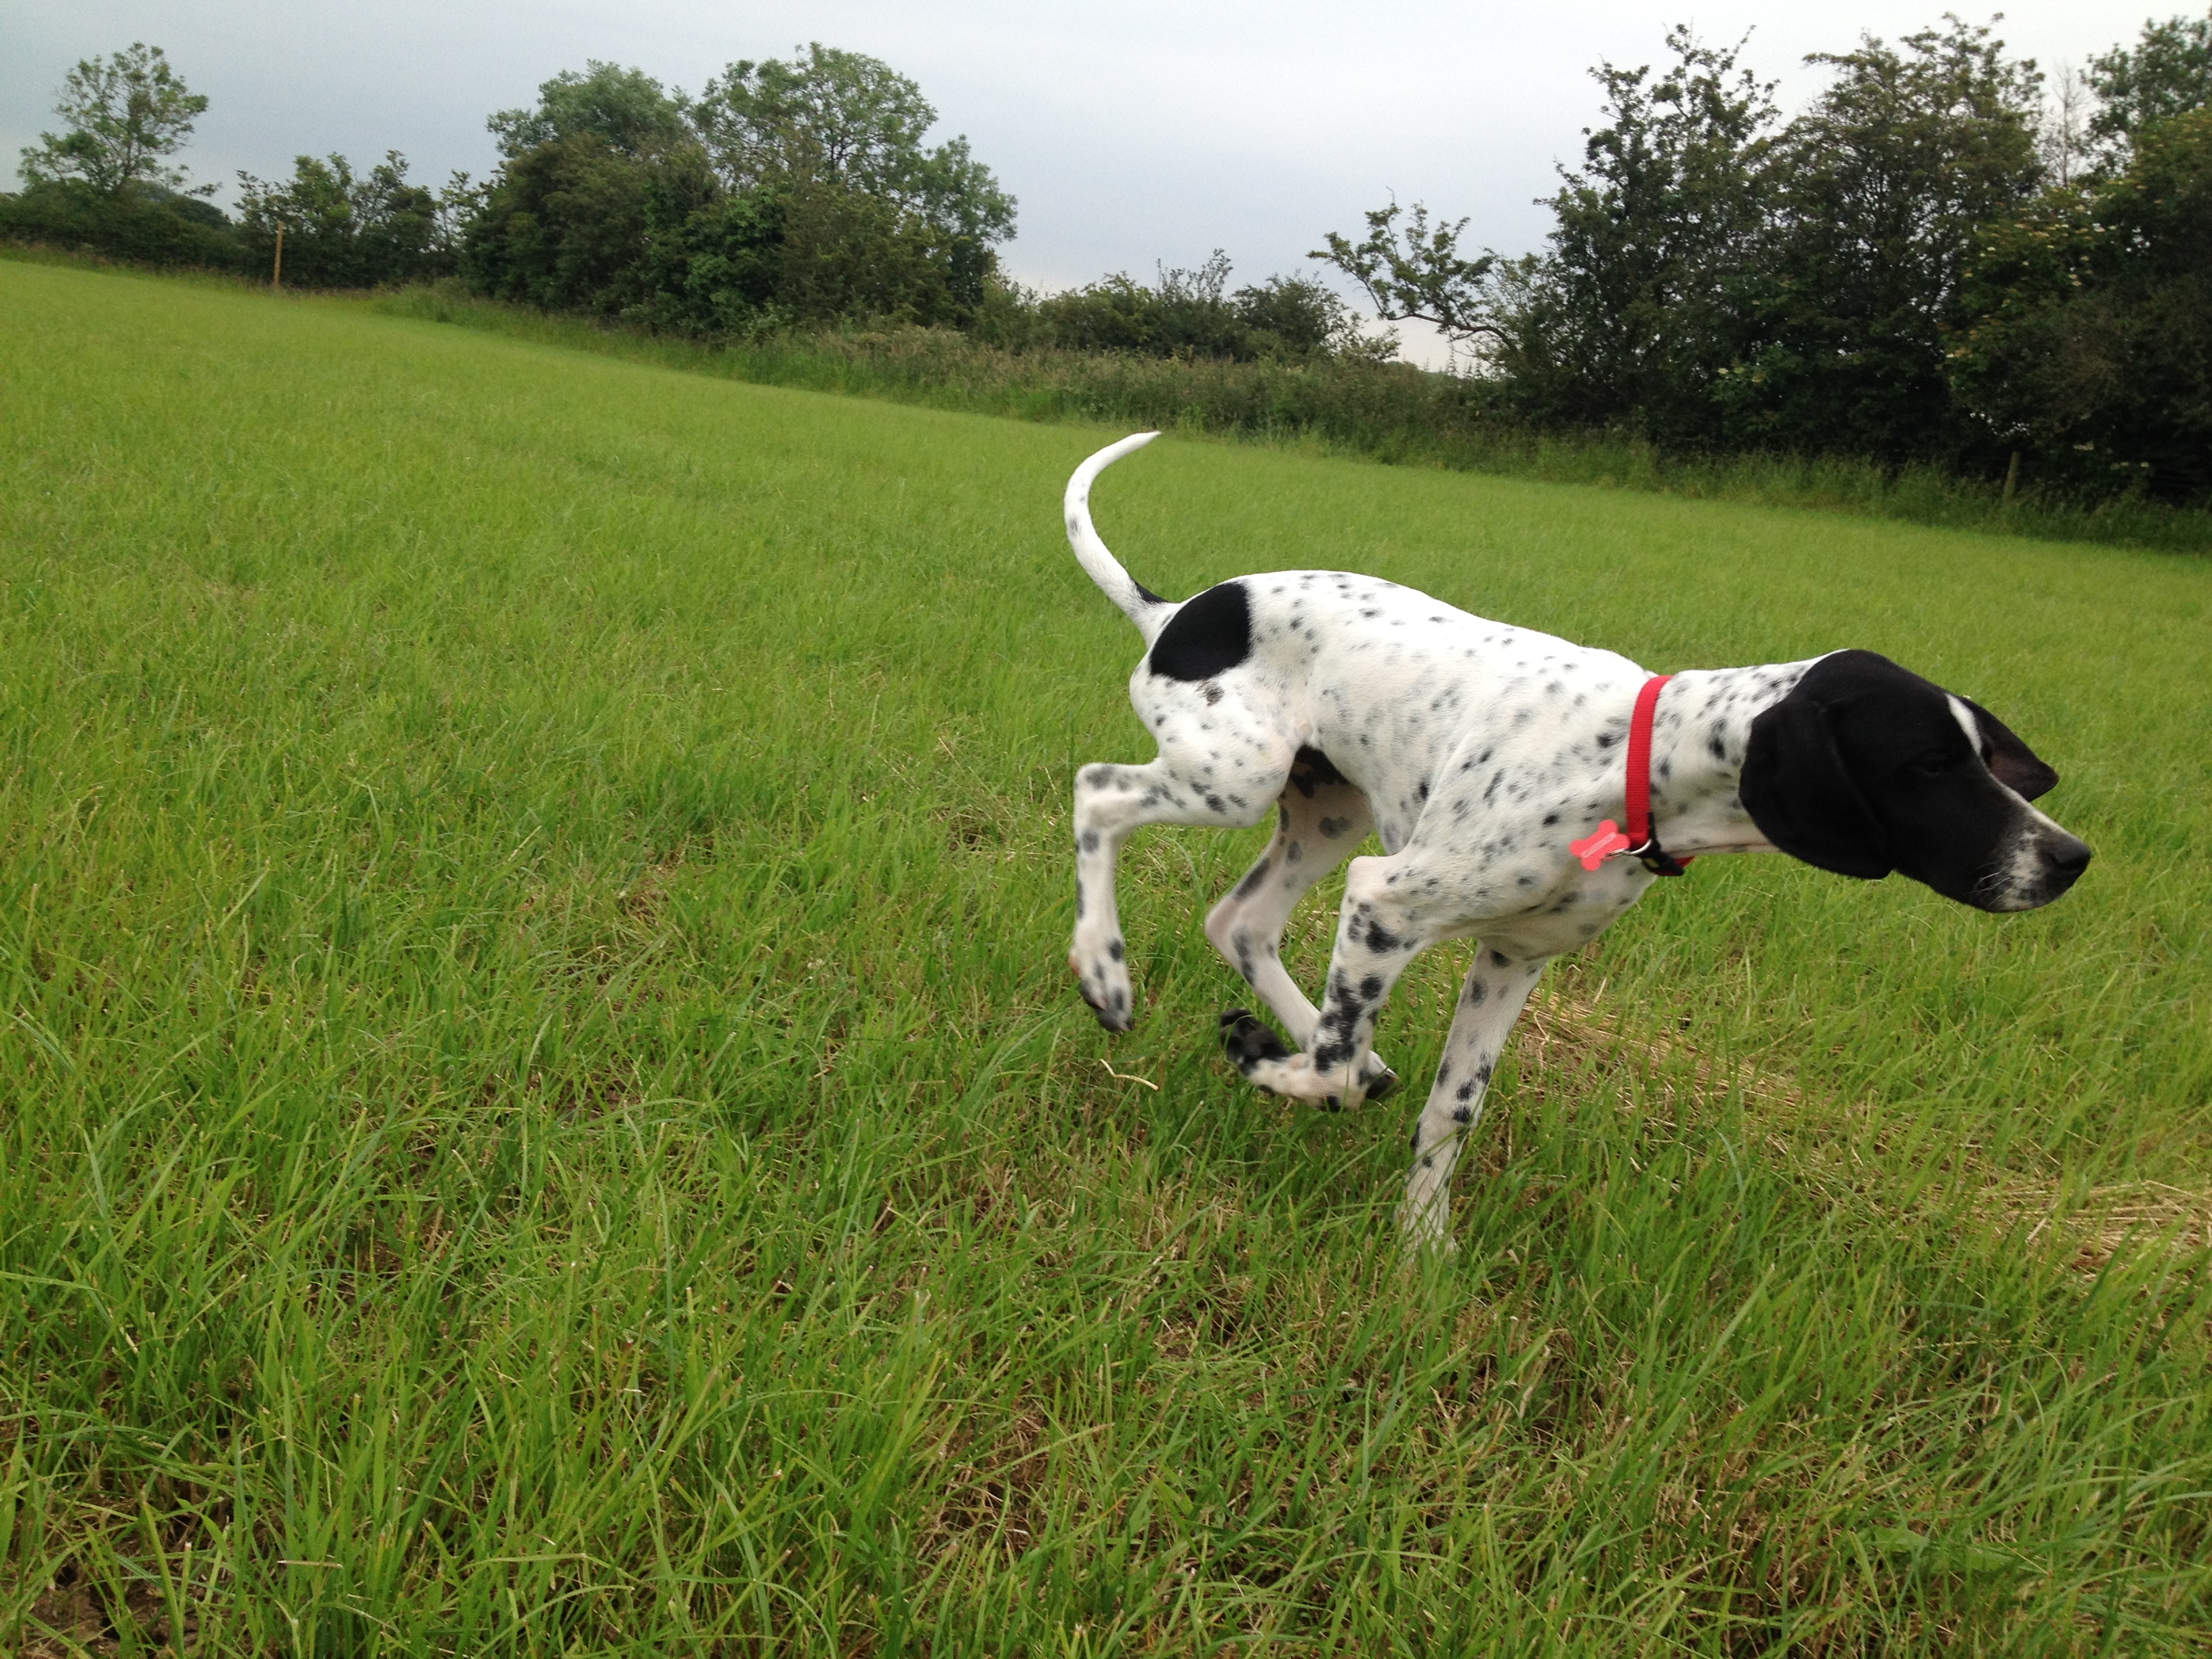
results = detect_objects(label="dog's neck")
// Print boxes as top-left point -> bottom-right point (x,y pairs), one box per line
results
1641,662 -> 1819,858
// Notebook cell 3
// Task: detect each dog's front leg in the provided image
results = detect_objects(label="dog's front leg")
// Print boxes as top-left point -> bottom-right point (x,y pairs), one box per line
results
1398,949 -> 1547,1247
1225,853 -> 1429,1107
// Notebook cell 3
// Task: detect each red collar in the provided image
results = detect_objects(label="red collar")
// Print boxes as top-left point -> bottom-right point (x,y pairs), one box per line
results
1570,675 -> 1694,877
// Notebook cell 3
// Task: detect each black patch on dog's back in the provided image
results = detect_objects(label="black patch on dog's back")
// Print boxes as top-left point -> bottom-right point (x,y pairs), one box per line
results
1148,581 -> 1250,681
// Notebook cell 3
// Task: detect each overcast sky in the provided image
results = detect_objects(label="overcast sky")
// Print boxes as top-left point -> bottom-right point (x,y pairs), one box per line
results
1,1 -> 2150,362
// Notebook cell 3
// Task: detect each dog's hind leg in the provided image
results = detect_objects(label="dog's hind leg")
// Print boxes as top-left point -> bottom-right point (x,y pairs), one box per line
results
1071,756 -> 1280,1031
1206,776 -> 1397,1096
1224,851 -> 1437,1108
1397,948 -> 1547,1248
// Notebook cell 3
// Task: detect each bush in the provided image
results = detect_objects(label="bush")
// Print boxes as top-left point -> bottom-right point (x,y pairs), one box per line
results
1014,254 -> 1383,363
0,179 -> 241,268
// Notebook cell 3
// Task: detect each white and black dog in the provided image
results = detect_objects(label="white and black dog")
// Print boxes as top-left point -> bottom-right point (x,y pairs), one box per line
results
1063,433 -> 2091,1244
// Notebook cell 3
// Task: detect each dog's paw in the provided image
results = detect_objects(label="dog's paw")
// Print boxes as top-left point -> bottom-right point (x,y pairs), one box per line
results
1070,946 -> 1134,1032
1361,1057 -> 1399,1101
1220,1007 -> 1289,1072
1224,1015 -> 1369,1110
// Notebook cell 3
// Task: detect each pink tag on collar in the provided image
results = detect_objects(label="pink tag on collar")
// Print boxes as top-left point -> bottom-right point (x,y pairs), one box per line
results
1570,820 -> 1631,872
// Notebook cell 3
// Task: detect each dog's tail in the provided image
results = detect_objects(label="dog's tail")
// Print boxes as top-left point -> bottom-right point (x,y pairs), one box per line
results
1065,432 -> 1173,646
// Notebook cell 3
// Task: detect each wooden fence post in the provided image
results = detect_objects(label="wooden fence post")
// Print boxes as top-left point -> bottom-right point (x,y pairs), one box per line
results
272,224 -> 285,291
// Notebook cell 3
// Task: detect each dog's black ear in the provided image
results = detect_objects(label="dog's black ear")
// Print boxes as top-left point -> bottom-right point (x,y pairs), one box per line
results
1741,687 -> 1893,880
1961,697 -> 2059,800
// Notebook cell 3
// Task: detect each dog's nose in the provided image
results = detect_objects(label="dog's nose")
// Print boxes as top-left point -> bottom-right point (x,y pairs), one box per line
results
2047,834 -> 2093,884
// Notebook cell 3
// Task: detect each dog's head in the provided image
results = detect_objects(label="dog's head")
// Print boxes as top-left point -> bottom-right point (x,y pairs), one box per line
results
1739,651 -> 2091,912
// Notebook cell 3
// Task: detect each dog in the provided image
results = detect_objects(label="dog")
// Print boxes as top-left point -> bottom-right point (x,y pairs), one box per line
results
1062,432 -> 2091,1244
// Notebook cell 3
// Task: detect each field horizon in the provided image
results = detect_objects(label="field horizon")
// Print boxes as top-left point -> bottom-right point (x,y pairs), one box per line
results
2,258 -> 2208,1654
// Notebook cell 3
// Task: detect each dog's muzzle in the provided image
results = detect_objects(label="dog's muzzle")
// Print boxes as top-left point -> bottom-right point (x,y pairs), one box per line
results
1979,826 -> 2093,912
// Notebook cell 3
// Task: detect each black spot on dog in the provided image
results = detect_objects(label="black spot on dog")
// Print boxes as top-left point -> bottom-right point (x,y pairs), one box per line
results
1107,939 -> 1125,961
1078,830 -> 1100,853
1235,862 -> 1271,900
1465,979 -> 1487,1006
1489,949 -> 1511,969
1451,1105 -> 1473,1125
1221,1008 -> 1288,1073
1319,817 -> 1351,838
1359,974 -> 1384,1000
1202,682 -> 1225,705
1149,581 -> 1251,681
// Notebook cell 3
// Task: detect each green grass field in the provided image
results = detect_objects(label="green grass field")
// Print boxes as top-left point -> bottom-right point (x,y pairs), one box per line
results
2,258 -> 2209,1655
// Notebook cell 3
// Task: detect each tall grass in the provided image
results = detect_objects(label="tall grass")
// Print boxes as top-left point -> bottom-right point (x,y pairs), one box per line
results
2,257 -> 2209,1654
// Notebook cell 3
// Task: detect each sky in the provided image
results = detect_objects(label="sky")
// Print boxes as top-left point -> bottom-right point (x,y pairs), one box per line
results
1,1 -> 2151,363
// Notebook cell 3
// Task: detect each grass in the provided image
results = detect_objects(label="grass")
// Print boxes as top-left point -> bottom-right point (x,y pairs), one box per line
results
367,280 -> 2212,559
0,255 -> 2208,1654
10,245 -> 2209,557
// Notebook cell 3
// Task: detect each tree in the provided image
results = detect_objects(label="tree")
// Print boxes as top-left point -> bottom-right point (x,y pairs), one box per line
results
2087,9 -> 2212,152
1522,26 -> 1778,436
1321,28 -> 1777,433
1313,199 -> 1498,353
487,62 -> 690,160
689,45 -> 1015,275
2039,64 -> 2098,188
1725,17 -> 2046,461
18,43 -> 211,197
463,48 -> 1017,330
466,65 -> 701,314
464,136 -> 683,313
1950,106 -> 2212,499
235,152 -> 453,287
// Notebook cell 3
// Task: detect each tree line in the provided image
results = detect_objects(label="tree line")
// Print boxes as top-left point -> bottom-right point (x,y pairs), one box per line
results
1320,15 -> 2211,500
6,20 -> 2208,503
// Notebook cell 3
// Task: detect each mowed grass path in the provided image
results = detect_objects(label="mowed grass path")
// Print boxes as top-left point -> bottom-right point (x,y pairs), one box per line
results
1,258 -> 2208,1654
